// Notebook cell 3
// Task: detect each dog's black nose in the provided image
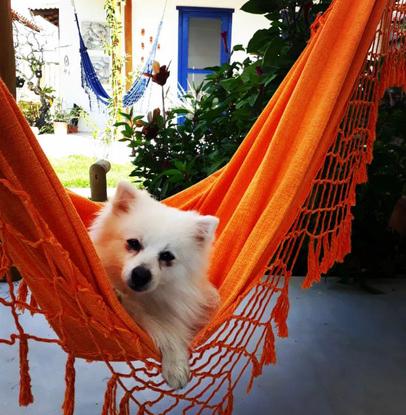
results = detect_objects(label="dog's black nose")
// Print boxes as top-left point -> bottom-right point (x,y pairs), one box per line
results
128,266 -> 152,291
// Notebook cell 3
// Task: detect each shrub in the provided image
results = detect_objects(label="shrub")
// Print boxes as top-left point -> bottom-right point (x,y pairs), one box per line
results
18,101 -> 41,126
117,1 -> 331,199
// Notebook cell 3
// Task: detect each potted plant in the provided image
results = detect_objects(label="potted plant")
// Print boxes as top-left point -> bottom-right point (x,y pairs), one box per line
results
52,101 -> 69,135
68,104 -> 83,134
18,100 -> 41,134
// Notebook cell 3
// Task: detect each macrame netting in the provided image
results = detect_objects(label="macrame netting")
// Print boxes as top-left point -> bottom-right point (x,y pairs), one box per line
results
0,0 -> 405,414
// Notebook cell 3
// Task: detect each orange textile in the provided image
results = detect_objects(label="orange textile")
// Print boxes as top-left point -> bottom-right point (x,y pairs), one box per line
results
0,0 -> 405,414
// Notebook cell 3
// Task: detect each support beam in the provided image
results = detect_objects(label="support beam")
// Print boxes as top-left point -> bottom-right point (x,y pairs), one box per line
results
0,0 -> 16,98
124,0 -> 133,90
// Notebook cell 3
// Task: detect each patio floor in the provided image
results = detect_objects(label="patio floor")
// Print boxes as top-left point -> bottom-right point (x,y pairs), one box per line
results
1,277 -> 405,415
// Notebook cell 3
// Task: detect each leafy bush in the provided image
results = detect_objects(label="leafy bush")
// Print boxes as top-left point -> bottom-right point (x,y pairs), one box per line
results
117,0 -> 331,199
116,106 -> 207,199
18,101 -> 41,126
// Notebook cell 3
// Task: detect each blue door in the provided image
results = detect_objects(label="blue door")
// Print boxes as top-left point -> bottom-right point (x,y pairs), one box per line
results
177,7 -> 233,91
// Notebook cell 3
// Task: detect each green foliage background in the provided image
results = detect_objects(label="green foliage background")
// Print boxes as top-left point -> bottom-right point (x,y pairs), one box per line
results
118,0 -> 331,199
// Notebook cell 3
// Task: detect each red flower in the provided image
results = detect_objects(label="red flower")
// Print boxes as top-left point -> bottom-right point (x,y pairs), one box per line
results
142,108 -> 161,140
144,61 -> 170,86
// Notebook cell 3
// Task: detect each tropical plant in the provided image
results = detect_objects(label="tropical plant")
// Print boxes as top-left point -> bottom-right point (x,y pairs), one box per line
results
52,101 -> 70,123
117,1 -> 333,199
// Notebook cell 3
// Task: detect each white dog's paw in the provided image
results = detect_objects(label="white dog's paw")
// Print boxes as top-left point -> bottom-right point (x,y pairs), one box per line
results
162,359 -> 190,390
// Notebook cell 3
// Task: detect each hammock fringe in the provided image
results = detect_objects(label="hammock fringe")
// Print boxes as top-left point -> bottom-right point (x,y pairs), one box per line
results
271,289 -> 289,338
101,375 -> 118,415
18,336 -> 33,406
119,391 -> 131,415
16,279 -> 28,311
62,354 -> 76,415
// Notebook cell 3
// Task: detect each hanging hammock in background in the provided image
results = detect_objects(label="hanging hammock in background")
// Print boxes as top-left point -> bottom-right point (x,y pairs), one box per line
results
0,0 -> 405,414
73,2 -> 164,107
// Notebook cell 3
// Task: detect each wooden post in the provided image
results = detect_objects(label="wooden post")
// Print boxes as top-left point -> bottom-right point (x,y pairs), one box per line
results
124,0 -> 133,90
0,0 -> 16,98
0,0 -> 20,283
89,160 -> 111,202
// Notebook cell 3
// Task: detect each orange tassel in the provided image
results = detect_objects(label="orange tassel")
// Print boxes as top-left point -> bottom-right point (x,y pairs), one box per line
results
246,356 -> 261,393
102,375 -> 117,415
119,392 -> 130,415
261,324 -> 277,365
16,280 -> 28,312
224,393 -> 233,415
19,336 -> 33,406
62,354 -> 75,415
303,238 -> 318,288
271,291 -> 289,337
29,293 -> 38,315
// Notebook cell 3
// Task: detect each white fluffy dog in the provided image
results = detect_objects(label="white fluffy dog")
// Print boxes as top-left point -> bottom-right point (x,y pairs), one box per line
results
89,181 -> 219,389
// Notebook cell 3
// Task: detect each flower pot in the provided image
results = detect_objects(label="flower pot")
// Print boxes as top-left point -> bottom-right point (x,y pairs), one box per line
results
68,124 -> 79,134
53,121 -> 68,135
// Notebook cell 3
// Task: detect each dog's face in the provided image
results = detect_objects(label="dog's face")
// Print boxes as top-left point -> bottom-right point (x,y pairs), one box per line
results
90,182 -> 219,294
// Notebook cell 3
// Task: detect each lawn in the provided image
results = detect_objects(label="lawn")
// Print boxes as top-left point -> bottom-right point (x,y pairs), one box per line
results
49,155 -> 133,188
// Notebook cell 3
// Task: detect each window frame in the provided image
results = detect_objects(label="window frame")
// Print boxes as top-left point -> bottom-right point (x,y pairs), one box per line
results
177,6 -> 234,91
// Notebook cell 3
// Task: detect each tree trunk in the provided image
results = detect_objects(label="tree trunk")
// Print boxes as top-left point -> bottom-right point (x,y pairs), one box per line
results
0,0 -> 16,98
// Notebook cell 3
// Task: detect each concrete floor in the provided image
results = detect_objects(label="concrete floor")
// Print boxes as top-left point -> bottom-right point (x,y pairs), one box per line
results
1,277 -> 405,415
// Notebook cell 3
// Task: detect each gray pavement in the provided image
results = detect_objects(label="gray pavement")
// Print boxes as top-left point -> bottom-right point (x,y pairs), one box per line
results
1,277 -> 405,415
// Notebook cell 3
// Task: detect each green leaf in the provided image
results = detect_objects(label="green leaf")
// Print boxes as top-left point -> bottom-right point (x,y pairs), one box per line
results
219,78 -> 240,92
241,0 -> 284,15
264,73 -> 278,87
173,160 -> 186,171
171,108 -> 190,115
119,111 -> 132,120
247,29 -> 275,55
262,37 -> 288,66
232,44 -> 245,52
248,93 -> 259,106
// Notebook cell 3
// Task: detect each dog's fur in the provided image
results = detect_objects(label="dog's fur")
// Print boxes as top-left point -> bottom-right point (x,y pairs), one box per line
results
89,181 -> 219,389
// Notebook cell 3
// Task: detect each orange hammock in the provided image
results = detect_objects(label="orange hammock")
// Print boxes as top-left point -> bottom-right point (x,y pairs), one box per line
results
0,0 -> 405,413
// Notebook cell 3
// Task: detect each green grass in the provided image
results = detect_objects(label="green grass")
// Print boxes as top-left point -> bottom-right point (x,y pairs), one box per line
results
49,155 -> 133,188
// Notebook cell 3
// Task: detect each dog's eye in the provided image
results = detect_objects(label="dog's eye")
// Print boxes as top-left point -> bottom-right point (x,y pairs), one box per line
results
127,239 -> 142,251
159,251 -> 175,262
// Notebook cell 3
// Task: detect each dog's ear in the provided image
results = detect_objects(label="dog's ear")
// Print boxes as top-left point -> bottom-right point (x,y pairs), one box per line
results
195,215 -> 219,244
112,181 -> 138,213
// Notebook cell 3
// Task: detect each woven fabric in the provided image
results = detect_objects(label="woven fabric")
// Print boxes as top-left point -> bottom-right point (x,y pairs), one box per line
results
0,0 -> 404,413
